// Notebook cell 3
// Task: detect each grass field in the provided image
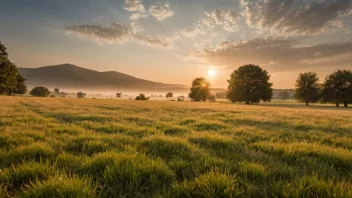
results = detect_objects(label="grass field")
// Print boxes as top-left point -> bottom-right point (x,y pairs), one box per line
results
0,96 -> 351,197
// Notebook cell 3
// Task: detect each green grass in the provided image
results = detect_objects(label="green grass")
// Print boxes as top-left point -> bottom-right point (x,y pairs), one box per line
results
0,96 -> 351,197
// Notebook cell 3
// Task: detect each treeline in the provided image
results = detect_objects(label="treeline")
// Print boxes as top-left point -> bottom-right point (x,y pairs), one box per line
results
188,65 -> 352,107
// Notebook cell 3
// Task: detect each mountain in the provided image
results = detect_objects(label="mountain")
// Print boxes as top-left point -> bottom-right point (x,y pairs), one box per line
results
19,64 -> 188,93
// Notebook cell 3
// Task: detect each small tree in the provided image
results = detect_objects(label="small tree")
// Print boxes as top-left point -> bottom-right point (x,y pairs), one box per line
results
279,91 -> 290,101
208,95 -> 216,102
166,92 -> 173,98
116,92 -> 122,98
227,64 -> 273,104
294,72 -> 320,106
189,77 -> 211,102
77,92 -> 86,98
30,86 -> 51,97
135,93 -> 149,100
321,70 -> 352,107
54,88 -> 60,94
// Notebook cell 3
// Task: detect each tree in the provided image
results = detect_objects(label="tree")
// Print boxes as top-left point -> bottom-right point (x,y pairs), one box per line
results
321,70 -> 352,107
54,88 -> 60,94
135,93 -> 149,100
279,91 -> 290,101
30,86 -> 51,97
227,64 -> 273,104
116,92 -> 122,98
0,42 -> 26,95
208,95 -> 216,102
166,92 -> 173,98
294,72 -> 320,106
189,77 -> 211,102
14,74 -> 27,95
77,92 -> 86,98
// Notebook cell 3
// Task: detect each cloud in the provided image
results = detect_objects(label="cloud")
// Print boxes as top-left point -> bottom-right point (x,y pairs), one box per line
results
65,22 -> 172,48
241,0 -> 352,35
124,0 -> 148,20
206,9 -> 238,32
194,37 -> 352,71
180,9 -> 239,38
149,2 -> 175,21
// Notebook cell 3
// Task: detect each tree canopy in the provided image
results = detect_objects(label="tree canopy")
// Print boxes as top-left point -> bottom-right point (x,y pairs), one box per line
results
0,42 -> 27,95
77,92 -> 86,98
188,77 -> 211,102
135,93 -> 149,100
30,86 -> 51,97
321,70 -> 352,107
116,92 -> 122,98
166,92 -> 173,98
227,64 -> 273,104
294,72 -> 320,106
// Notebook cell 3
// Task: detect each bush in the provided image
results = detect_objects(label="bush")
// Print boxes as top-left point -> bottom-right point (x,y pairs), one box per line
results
77,92 -> 86,98
135,93 -> 149,100
30,87 -> 50,97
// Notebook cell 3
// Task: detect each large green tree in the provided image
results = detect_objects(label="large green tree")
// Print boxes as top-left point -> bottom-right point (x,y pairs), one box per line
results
294,72 -> 320,106
189,77 -> 211,102
227,65 -> 273,104
321,70 -> 352,107
0,42 -> 27,95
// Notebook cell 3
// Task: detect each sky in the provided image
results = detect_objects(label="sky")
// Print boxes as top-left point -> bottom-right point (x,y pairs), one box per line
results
1,0 -> 352,89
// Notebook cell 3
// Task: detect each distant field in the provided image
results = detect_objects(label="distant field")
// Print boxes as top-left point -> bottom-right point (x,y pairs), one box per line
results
0,97 -> 351,197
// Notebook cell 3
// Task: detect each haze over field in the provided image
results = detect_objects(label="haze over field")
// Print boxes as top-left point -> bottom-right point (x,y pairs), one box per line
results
1,0 -> 352,89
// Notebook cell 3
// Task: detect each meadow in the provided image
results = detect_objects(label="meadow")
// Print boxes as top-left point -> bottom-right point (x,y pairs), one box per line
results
0,96 -> 351,197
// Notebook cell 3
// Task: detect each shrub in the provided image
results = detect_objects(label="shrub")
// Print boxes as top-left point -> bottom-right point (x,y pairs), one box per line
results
30,87 -> 50,97
135,93 -> 149,100
77,92 -> 86,98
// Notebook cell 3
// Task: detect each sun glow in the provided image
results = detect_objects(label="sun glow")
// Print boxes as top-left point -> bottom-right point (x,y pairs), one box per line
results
208,69 -> 216,77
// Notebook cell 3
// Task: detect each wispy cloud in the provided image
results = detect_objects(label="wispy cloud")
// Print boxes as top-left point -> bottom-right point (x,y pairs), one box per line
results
241,0 -> 352,35
124,0 -> 148,20
194,37 -> 352,71
65,22 -> 173,48
180,9 -> 239,38
149,2 -> 175,21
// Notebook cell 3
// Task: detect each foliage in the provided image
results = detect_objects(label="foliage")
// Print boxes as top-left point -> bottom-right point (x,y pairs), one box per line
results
166,92 -> 173,98
208,95 -> 216,102
116,92 -> 122,98
227,64 -> 273,104
189,77 -> 211,102
279,91 -> 290,101
54,88 -> 59,94
135,93 -> 149,100
294,72 -> 320,106
321,70 -> 352,107
77,92 -> 86,98
30,86 -> 51,97
0,42 -> 27,95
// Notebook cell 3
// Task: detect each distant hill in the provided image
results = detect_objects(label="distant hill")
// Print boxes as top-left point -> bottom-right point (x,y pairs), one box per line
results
19,64 -> 188,93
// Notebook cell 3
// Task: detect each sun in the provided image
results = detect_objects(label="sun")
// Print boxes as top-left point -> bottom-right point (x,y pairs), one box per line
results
208,69 -> 216,77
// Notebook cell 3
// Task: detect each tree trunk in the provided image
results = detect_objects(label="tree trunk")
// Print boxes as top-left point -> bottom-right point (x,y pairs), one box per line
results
344,101 -> 348,108
246,101 -> 250,104
336,102 -> 340,107
306,101 -> 309,106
